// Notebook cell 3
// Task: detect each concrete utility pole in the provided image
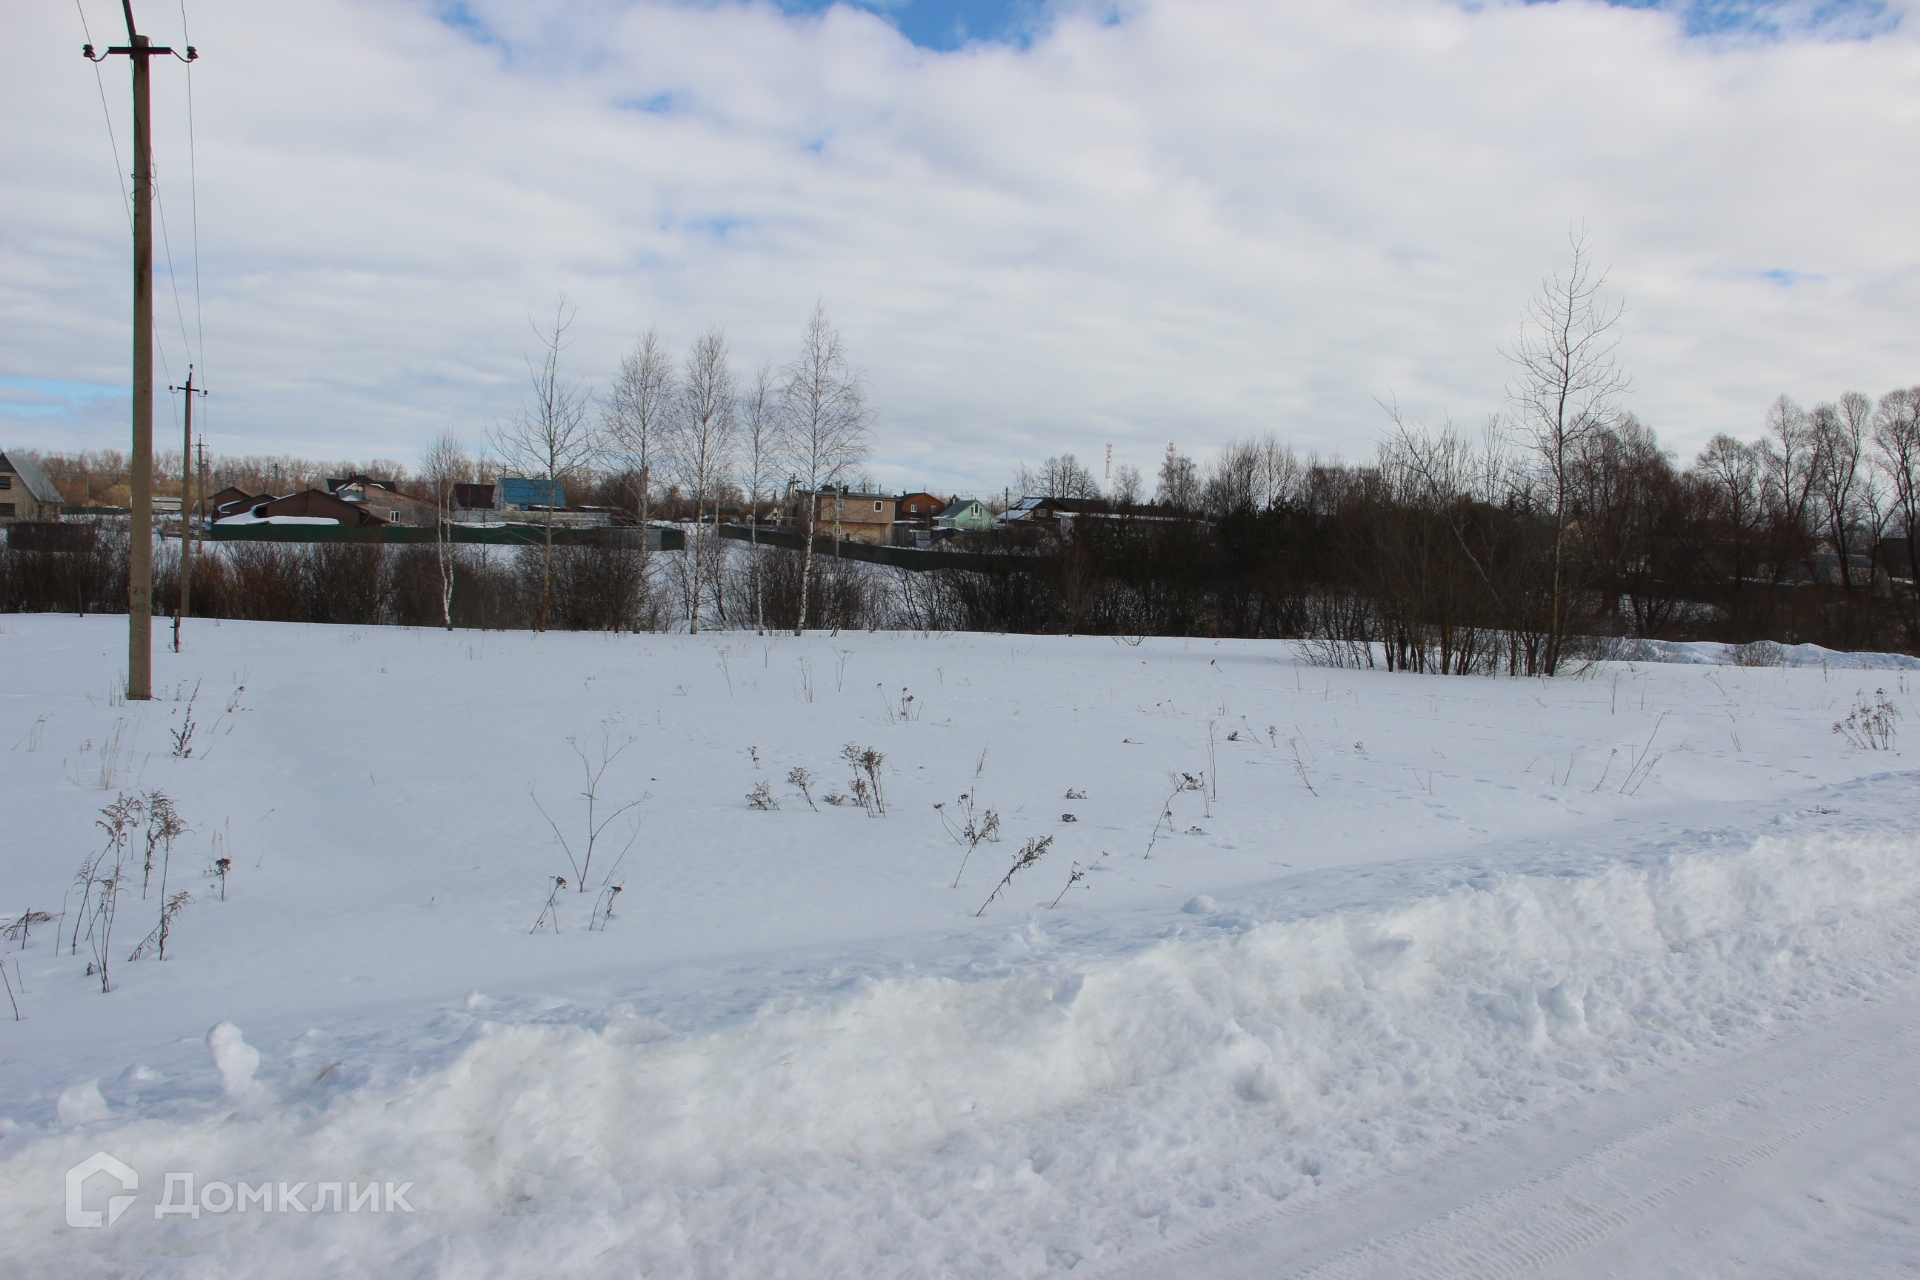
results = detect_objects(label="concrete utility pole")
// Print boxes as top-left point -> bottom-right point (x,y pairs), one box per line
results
86,3 -> 196,701
169,366 -> 207,652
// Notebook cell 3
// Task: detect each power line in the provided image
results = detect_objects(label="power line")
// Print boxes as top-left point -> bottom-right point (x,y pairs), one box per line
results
154,162 -> 192,378
179,0 -> 205,395
76,0 -> 134,234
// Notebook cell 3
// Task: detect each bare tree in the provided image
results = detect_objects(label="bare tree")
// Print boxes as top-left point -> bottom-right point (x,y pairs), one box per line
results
1111,463 -> 1144,508
1155,446 -> 1200,512
741,361 -> 782,633
603,328 -> 675,578
779,304 -> 873,636
489,298 -> 597,633
420,428 -> 473,630
1204,432 -> 1304,516
1502,230 -> 1629,674
663,328 -> 738,634
1759,394 -> 1824,584
1810,393 -> 1872,590
1015,454 -> 1100,499
1695,433 -> 1761,590
1874,387 -> 1920,585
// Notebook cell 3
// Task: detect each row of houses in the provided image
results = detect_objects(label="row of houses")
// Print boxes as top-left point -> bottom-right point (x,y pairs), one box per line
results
205,476 -> 623,529
792,488 -> 996,546
6,447 -> 1116,549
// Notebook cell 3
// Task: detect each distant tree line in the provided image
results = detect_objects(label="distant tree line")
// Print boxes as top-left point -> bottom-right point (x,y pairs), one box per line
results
944,239 -> 1918,669
913,380 -> 1918,667
8,242 -> 1916,663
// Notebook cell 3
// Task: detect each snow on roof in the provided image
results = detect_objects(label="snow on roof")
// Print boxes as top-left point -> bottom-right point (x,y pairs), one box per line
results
214,513 -> 342,526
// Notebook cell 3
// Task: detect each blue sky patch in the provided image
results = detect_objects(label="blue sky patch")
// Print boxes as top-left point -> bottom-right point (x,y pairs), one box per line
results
617,92 -> 679,113
0,377 -> 127,419
777,0 -> 1050,50
1556,0 -> 1893,40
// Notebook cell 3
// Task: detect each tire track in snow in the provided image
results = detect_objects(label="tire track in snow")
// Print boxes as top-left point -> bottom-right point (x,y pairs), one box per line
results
1102,985 -> 1920,1280
1291,1083 -> 1902,1280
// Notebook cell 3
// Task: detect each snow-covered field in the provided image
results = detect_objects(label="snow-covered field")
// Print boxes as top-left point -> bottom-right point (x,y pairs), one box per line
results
2,615 -> 1917,1278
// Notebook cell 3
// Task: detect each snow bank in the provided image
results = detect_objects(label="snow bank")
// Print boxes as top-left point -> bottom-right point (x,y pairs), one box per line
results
11,825 -> 1920,1277
1622,637 -> 1920,671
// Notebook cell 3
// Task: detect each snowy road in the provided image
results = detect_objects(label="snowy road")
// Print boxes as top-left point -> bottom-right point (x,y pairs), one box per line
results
1110,978 -> 1920,1280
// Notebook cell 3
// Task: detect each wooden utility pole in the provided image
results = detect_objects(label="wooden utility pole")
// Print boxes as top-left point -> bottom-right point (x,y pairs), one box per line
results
86,4 -> 196,700
169,367 -> 207,652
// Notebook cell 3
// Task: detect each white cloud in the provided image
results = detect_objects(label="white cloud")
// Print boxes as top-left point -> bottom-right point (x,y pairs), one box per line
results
4,0 -> 1918,491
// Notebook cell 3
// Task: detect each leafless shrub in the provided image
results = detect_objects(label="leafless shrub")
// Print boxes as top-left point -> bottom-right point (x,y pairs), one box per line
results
1727,639 -> 1786,667
531,730 -> 648,891
787,766 -> 818,811
746,780 -> 779,810
208,856 -> 232,901
1834,689 -> 1900,750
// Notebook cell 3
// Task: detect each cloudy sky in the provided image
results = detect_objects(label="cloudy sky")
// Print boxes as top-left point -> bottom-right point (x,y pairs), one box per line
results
4,0 -> 1917,494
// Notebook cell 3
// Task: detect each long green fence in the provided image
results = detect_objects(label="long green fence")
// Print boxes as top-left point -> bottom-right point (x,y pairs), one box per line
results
712,523 -> 1029,574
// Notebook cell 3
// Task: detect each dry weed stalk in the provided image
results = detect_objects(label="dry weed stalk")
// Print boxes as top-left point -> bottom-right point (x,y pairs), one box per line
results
1144,773 -> 1206,859
531,876 -> 568,934
1048,851 -> 1108,909
976,836 -> 1053,916
936,792 -> 1001,887
841,743 -> 886,816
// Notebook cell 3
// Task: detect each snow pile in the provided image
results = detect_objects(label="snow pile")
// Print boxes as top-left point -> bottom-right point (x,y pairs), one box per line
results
10,824 -> 1920,1277
1623,637 -> 1920,671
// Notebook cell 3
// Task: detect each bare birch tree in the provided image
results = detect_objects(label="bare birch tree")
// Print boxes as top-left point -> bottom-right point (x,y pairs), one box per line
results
489,298 -> 597,633
741,361 -> 782,634
420,428 -> 473,631
779,304 -> 873,636
662,327 -> 737,634
603,327 -> 675,552
1155,447 -> 1201,512
1502,230 -> 1629,674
